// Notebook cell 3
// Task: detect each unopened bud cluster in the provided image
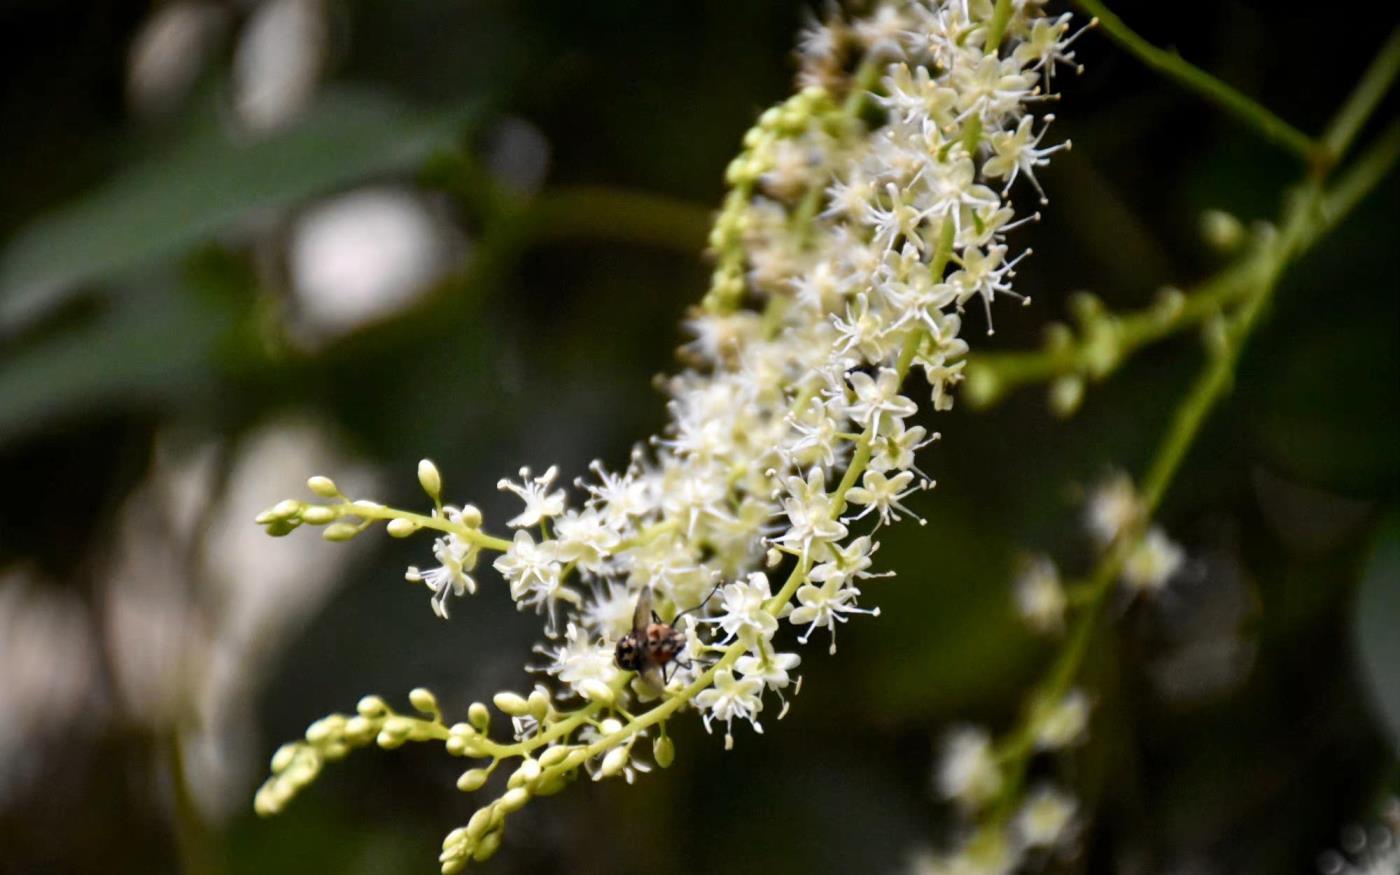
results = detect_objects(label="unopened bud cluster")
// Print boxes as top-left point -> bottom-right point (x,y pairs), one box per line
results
254,1 -> 1085,870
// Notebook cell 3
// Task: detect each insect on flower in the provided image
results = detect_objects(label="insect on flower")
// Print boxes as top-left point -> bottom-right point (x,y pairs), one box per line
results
613,584 -> 718,689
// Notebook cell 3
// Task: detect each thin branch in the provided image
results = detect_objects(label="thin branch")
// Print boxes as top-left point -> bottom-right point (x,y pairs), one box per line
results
1319,26 -> 1400,167
1072,0 -> 1319,162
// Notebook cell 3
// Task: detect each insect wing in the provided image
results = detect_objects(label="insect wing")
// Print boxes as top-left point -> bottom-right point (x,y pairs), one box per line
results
631,585 -> 653,636
639,660 -> 665,692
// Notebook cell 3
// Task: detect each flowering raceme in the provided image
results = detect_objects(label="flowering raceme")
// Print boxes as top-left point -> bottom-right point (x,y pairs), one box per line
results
251,1 -> 1084,869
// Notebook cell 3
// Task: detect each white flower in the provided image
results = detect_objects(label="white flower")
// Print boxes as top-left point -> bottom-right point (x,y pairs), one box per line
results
1033,689 -> 1091,750
845,469 -> 922,526
1085,472 -> 1139,545
1121,526 -> 1185,594
1013,555 -> 1065,634
735,640 -> 800,693
497,465 -> 566,528
1013,785 -> 1077,850
789,574 -> 879,655
492,530 -> 575,628
846,368 -> 918,430
983,115 -> 1069,203
694,668 -> 764,746
937,726 -> 1001,808
774,468 -> 848,558
706,572 -> 779,644
543,622 -> 622,694
552,506 -> 620,571
405,526 -> 477,618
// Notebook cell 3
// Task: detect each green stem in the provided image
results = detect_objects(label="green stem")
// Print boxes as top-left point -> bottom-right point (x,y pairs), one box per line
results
967,119 -> 1398,409
344,503 -> 513,553
1318,26 -> 1400,166
984,34 -> 1400,814
1072,0 -> 1318,162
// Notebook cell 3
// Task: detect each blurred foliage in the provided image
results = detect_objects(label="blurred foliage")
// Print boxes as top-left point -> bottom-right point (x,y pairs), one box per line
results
0,2 -> 1395,875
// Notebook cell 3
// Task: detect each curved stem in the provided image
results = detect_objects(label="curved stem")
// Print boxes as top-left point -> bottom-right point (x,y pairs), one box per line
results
1072,0 -> 1318,162
984,33 -> 1400,817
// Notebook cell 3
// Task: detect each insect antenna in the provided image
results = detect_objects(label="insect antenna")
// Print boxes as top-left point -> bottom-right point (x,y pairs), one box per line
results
671,579 -> 725,623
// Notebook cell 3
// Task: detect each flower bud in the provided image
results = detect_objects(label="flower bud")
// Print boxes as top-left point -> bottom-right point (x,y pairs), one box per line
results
499,787 -> 530,812
270,743 -> 298,773
457,769 -> 489,792
653,735 -> 675,768
527,688 -> 550,719
272,499 -> 303,520
538,746 -> 570,769
306,475 -> 339,498
1200,209 -> 1244,252
263,519 -> 298,537
468,702 -> 490,731
322,522 -> 360,542
464,806 -> 494,841
578,679 -> 614,706
409,687 -> 440,717
599,718 -> 623,736
492,692 -> 530,716
418,459 -> 442,500
597,746 -> 629,779
300,506 -> 336,525
471,829 -> 502,862
357,695 -> 388,718
344,716 -> 376,744
1048,376 -> 1083,418
459,504 -> 482,527
376,730 -> 407,750
387,518 -> 419,538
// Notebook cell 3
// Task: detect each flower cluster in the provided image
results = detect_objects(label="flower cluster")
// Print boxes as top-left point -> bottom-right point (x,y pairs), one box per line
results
252,1 -> 1083,870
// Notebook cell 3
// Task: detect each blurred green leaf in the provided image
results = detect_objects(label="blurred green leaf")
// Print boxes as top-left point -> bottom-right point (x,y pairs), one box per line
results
0,90 -> 478,325
1355,516 -> 1400,750
0,285 -> 225,444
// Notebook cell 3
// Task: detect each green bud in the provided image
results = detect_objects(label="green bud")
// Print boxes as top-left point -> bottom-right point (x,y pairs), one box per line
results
344,716 -> 376,744
300,506 -> 336,525
962,365 -> 1000,408
386,517 -> 419,538
492,692 -> 529,716
598,746 -> 629,779
538,746 -> 570,768
1153,286 -> 1186,322
323,523 -> 360,542
468,702 -> 490,731
263,519 -> 298,537
471,829 -> 502,863
1043,321 -> 1074,354
306,476 -> 339,498
457,769 -> 489,792
1200,209 -> 1244,252
1049,376 -> 1084,418
409,687 -> 440,717
270,743 -> 298,773
526,688 -> 550,719
272,499 -> 303,520
465,806 -> 494,841
376,730 -> 407,750
459,504 -> 482,528
357,695 -> 388,718
653,735 -> 675,769
418,459 -> 443,499
499,787 -> 530,813
1068,291 -> 1103,327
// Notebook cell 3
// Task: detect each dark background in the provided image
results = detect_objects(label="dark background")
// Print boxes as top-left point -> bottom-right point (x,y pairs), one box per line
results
0,2 -> 1396,873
